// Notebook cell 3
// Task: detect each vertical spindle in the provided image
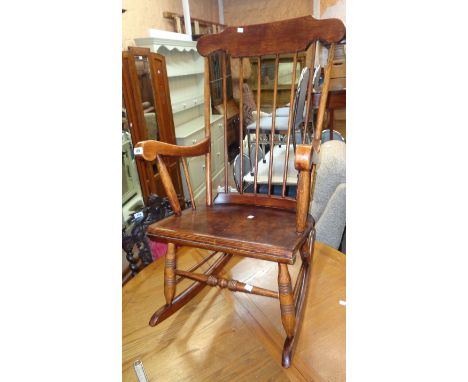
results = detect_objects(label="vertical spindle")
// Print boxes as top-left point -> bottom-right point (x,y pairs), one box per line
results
282,53 -> 298,197
267,54 -> 280,195
222,52 -> 229,192
303,42 -> 317,143
239,57 -> 244,194
181,157 -> 196,209
253,56 -> 261,194
204,57 -> 212,206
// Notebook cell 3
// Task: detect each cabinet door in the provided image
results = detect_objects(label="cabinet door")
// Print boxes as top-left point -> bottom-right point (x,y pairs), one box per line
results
213,133 -> 225,174
187,155 -> 205,193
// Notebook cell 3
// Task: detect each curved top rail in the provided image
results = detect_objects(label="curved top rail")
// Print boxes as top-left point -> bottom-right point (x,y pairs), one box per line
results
197,16 -> 345,57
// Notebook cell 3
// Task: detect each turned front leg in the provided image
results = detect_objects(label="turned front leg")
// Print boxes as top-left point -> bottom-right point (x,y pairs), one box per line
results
278,263 -> 296,337
164,243 -> 176,304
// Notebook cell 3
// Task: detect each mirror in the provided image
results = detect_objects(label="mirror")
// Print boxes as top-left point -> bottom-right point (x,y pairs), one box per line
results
134,55 -> 160,141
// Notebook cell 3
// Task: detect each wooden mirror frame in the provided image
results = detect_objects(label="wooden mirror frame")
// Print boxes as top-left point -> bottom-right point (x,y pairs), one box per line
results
122,47 -> 185,206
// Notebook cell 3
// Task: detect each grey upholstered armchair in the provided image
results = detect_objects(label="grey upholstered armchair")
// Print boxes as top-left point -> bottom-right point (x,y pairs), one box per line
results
310,140 -> 346,250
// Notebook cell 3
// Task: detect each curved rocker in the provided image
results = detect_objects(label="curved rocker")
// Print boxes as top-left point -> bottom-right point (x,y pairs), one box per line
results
281,228 -> 315,368
149,252 -> 232,326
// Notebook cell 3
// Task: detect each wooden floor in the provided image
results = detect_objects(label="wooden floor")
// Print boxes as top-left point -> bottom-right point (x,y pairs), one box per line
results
123,242 -> 345,382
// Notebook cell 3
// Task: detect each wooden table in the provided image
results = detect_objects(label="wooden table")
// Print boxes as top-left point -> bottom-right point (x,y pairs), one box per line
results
123,241 -> 345,381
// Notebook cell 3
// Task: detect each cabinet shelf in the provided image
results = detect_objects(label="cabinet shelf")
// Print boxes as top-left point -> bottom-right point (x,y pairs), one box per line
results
167,70 -> 204,78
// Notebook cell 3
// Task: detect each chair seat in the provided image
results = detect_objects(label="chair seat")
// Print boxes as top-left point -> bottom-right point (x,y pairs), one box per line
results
147,204 -> 314,264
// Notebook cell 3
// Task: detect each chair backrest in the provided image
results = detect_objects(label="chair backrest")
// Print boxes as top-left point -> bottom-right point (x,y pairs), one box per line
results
196,16 -> 345,231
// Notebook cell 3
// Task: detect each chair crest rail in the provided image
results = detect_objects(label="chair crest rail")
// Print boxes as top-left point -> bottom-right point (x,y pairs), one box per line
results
196,16 -> 345,57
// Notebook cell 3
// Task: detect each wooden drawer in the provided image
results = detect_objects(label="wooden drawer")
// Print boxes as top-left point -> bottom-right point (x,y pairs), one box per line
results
183,128 -> 205,147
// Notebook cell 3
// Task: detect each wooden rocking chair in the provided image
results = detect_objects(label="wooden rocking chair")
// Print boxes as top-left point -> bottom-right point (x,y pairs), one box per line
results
134,16 -> 345,368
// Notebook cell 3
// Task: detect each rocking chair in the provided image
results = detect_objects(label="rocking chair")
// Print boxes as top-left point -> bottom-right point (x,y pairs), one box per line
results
134,16 -> 345,368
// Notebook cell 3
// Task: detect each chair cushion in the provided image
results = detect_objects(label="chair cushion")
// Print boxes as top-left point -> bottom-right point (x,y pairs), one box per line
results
246,116 -> 290,131
147,204 -> 314,263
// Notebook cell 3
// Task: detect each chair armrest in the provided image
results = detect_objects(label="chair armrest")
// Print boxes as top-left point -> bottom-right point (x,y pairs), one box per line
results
133,137 -> 210,217
295,144 -> 314,233
134,137 -> 210,162
295,144 -> 313,172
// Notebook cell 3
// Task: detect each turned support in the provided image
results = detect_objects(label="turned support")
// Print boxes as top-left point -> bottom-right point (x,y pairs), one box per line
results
176,269 -> 278,299
278,263 -> 296,337
164,243 -> 176,304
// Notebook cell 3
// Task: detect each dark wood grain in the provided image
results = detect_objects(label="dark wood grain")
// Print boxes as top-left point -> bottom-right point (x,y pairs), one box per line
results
197,16 -> 345,57
214,192 -> 297,211
147,205 -> 313,263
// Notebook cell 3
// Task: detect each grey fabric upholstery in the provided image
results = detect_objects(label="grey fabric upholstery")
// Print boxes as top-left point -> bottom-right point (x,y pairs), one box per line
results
310,140 -> 346,249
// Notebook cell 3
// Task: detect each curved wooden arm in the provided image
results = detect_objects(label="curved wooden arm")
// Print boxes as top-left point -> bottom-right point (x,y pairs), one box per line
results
134,137 -> 210,162
134,137 -> 210,216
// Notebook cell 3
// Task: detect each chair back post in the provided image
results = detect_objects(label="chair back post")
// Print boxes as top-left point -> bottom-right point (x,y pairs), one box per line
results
312,43 -> 336,154
204,57 -> 213,206
281,53 -> 298,197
